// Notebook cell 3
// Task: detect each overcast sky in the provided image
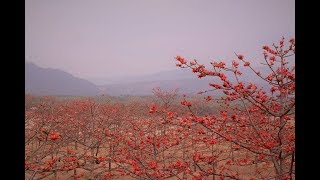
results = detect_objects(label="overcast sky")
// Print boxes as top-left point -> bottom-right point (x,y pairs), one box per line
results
25,0 -> 294,79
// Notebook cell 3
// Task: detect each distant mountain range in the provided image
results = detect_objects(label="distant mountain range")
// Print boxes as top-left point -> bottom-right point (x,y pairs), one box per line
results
87,69 -> 196,85
26,62 -> 272,96
25,62 -> 100,96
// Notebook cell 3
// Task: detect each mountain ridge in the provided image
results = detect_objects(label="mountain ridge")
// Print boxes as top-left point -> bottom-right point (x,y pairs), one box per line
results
25,62 -> 101,96
26,62 -> 272,96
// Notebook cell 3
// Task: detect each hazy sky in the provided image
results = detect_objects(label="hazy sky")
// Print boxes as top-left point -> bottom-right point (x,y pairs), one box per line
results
25,0 -> 295,79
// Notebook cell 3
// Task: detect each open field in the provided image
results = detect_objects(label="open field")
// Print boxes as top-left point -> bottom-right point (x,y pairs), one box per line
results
25,94 -> 294,180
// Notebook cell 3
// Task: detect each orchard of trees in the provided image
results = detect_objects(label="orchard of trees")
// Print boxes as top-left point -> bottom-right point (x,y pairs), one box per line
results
25,37 -> 295,180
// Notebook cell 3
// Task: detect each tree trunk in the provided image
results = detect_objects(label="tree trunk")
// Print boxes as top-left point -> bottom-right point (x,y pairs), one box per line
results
89,147 -> 95,179
74,141 -> 78,180
108,145 -> 112,171
52,151 -> 57,180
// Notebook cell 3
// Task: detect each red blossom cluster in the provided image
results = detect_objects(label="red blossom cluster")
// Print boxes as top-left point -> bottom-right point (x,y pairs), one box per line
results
49,131 -> 61,141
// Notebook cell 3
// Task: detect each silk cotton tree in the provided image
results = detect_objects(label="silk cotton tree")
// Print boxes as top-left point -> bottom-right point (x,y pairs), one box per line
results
173,37 -> 295,179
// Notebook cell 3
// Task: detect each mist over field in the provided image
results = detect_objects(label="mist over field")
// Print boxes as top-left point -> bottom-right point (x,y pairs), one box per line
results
26,61 -> 274,96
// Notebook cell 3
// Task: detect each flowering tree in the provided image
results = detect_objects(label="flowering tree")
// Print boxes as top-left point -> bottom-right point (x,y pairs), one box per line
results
25,96 -> 72,179
173,37 -> 295,179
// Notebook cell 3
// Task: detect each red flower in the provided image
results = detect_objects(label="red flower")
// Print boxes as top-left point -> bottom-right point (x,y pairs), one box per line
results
267,74 -> 274,81
262,45 -> 269,50
175,55 -> 187,64
223,81 -> 230,87
148,160 -> 158,169
49,132 -> 61,141
235,70 -> 242,75
174,160 -> 186,168
244,62 -> 250,66
149,104 -> 157,113
266,141 -> 275,148
280,40 -> 284,47
181,99 -> 191,107
232,60 -> 239,68
269,56 -> 275,61
186,101 -> 191,106
190,61 -> 196,66
209,138 -> 218,145
237,54 -> 244,60
175,55 -> 182,60
220,110 -> 227,116
192,68 -> 198,73
209,83 -> 221,89
212,61 -> 226,68
270,87 -> 277,93
268,49 -> 277,55
198,73 -> 205,78
289,38 -> 295,44
218,73 -> 227,81
263,51 -> 268,58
